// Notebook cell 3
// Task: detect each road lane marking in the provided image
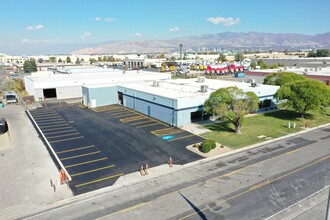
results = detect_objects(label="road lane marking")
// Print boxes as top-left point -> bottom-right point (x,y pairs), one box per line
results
124,108 -> 169,126
179,154 -> 330,220
35,118 -> 64,123
60,151 -> 101,160
75,173 -> 124,188
57,145 -> 95,154
71,165 -> 115,177
47,132 -> 81,139
286,148 -> 301,155
33,116 -> 62,120
168,134 -> 195,142
65,157 -> 107,168
49,136 -> 84,143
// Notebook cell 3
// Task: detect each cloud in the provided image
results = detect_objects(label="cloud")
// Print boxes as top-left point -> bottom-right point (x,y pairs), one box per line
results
21,38 -> 59,44
206,17 -> 240,26
133,33 -> 142,37
169,27 -> 180,32
104,17 -> 116,22
95,17 -> 101,21
26,24 -> 45,31
80,31 -> 92,40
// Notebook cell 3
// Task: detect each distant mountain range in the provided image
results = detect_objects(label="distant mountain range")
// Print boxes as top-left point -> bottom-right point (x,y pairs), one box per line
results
72,32 -> 330,54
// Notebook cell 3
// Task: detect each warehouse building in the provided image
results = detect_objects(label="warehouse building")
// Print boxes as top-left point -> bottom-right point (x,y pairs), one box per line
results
83,77 -> 279,126
24,67 -> 171,101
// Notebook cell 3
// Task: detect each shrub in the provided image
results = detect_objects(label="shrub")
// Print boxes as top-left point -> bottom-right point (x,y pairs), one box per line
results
201,142 -> 211,153
203,139 -> 216,149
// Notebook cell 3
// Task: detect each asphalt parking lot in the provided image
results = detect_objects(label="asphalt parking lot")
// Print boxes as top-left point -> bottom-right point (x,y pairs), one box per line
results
30,103 -> 203,194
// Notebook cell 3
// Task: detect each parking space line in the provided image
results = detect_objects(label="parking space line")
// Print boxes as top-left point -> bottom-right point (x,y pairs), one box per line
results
124,108 -> 169,127
32,114 -> 58,118
168,134 -> 195,142
106,109 -> 127,114
71,165 -> 115,177
93,106 -> 124,112
47,132 -> 81,139
36,118 -> 65,124
65,157 -> 107,168
151,127 -> 176,136
49,136 -> 84,143
44,129 -> 76,135
75,173 -> 124,188
60,151 -> 101,160
31,112 -> 56,116
121,116 -> 146,123
42,126 -> 72,132
33,115 -> 62,120
160,130 -> 185,136
109,111 -> 132,116
38,121 -> 68,126
113,113 -> 138,118
57,145 -> 96,154
129,120 -> 153,126
39,123 -> 69,129
136,123 -> 162,128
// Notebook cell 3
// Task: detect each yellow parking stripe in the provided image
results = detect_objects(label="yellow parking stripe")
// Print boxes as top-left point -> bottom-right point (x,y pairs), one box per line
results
113,113 -> 138,118
47,132 -> 81,139
130,120 -> 153,125
57,145 -> 95,154
168,134 -> 195,142
38,121 -> 67,125
60,151 -> 101,161
42,126 -> 72,132
110,111 -> 134,116
33,115 -> 61,120
136,123 -> 162,128
124,108 -> 169,127
39,123 -> 69,129
49,136 -> 84,143
71,165 -> 115,177
65,157 -> 107,168
44,129 -> 76,135
35,118 -> 63,122
106,109 -> 127,114
121,116 -> 146,123
32,114 -> 58,118
152,128 -> 178,136
75,173 -> 124,188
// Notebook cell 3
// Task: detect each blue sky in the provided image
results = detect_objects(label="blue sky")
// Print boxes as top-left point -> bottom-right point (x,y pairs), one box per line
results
0,0 -> 329,54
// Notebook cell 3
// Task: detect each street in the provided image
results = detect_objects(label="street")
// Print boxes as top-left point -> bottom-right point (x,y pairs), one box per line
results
20,125 -> 330,220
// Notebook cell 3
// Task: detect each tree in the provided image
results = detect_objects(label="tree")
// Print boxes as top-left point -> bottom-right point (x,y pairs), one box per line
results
75,57 -> 81,64
49,57 -> 56,63
250,62 -> 257,69
217,54 -> 227,63
275,79 -> 330,118
58,58 -> 63,63
263,72 -> 306,86
307,49 -> 330,57
204,87 -> 259,134
66,56 -> 71,63
23,60 -> 37,73
37,58 -> 44,63
234,52 -> 244,62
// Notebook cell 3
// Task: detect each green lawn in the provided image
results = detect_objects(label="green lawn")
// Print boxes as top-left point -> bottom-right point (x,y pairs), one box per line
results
201,108 -> 330,149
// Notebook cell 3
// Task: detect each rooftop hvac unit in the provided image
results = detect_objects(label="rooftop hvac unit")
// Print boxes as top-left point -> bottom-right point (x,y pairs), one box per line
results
153,80 -> 159,87
201,85 -> 208,93
197,76 -> 206,83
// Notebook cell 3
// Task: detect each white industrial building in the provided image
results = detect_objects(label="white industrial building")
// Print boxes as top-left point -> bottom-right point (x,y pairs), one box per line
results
83,77 -> 279,126
24,67 -> 171,101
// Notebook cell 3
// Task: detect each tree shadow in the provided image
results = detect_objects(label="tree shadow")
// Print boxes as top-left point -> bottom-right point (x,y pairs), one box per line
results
263,109 -> 315,120
204,120 -> 235,133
